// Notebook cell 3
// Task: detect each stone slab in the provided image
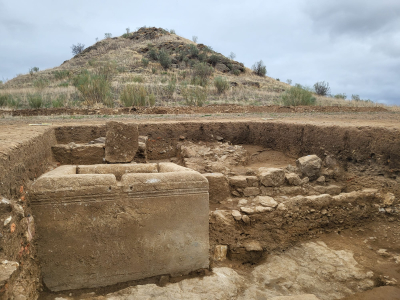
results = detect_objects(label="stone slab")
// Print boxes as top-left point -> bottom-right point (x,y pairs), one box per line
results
31,163 -> 209,291
203,173 -> 230,203
52,144 -> 104,165
105,121 -> 139,163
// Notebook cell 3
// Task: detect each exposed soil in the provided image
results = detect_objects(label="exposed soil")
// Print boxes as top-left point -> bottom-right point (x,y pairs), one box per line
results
0,111 -> 399,299
0,104 -> 388,118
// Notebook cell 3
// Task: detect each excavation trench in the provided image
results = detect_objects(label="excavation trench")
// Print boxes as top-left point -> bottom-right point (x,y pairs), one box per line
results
0,120 -> 399,300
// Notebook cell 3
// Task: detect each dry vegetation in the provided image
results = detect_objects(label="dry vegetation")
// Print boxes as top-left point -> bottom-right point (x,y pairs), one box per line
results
0,27 -> 393,110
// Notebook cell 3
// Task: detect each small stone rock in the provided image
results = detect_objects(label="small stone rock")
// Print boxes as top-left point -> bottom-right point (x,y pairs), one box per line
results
231,190 -> 241,197
383,193 -> 396,207
285,173 -> 302,186
229,176 -> 248,188
255,196 -> 278,208
216,136 -> 224,141
213,245 -> 228,261
238,199 -> 248,206
240,207 -> 255,215
377,249 -> 390,257
256,206 -> 273,213
243,240 -> 263,252
243,187 -> 260,197
302,177 -> 310,184
231,210 -> 242,221
258,168 -> 285,187
179,135 -> 185,140
277,203 -> 287,211
0,260 -> 19,285
316,176 -> 326,185
246,176 -> 259,187
159,275 -> 169,286
321,209 -> 328,215
4,216 -> 12,226
242,215 -> 250,224
296,155 -> 322,180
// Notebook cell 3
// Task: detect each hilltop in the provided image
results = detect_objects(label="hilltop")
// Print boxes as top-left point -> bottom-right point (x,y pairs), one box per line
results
0,27 -> 385,110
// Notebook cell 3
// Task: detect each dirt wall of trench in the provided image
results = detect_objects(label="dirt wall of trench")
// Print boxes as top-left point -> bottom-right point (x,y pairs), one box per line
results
54,121 -> 400,174
0,128 -> 57,198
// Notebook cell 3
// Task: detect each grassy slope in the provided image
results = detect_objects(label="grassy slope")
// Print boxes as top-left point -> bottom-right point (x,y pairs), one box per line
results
0,27 -> 387,109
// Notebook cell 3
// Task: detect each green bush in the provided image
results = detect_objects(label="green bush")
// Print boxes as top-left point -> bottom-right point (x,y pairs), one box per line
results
33,78 -> 48,90
252,60 -> 267,77
0,94 -> 10,106
72,70 -> 112,106
5,95 -> 21,108
214,76 -> 230,94
191,62 -> 213,87
182,86 -> 207,107
131,76 -> 144,83
352,94 -> 360,101
120,84 -> 154,107
58,81 -> 69,87
148,48 -> 158,60
334,93 -> 346,99
141,57 -> 149,67
233,69 -> 240,76
27,93 -> 44,108
189,44 -> 199,58
208,54 -> 219,66
157,49 -> 171,69
29,67 -> 39,76
164,77 -> 176,99
281,85 -> 316,106
53,70 -> 71,80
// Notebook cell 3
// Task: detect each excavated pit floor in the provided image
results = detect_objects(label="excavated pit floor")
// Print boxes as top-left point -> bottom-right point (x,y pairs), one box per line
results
38,142 -> 400,300
0,114 -> 399,300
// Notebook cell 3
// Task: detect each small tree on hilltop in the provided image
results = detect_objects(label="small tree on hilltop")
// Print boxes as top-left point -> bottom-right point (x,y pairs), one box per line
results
252,60 -> 267,77
313,81 -> 330,96
71,43 -> 85,56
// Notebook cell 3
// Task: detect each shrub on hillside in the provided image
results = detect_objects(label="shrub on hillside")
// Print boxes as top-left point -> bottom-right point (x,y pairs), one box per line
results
182,86 -> 207,107
157,49 -> 172,69
72,70 -> 113,106
0,94 -> 10,106
27,93 -> 43,108
334,93 -> 347,99
29,67 -> 39,76
53,70 -> 72,80
191,62 -> 213,87
120,84 -> 155,107
189,44 -> 199,58
252,60 -> 267,77
214,76 -> 230,94
314,81 -> 330,96
352,94 -> 360,101
71,43 -> 85,56
281,85 -> 316,106
141,58 -> 149,67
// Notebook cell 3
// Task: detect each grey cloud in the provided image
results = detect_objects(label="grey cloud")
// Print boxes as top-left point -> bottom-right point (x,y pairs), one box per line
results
304,0 -> 400,37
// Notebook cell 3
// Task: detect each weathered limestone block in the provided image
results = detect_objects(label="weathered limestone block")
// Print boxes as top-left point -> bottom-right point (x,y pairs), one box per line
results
313,185 -> 342,195
246,176 -> 259,187
204,173 -> 230,203
229,176 -> 248,188
258,168 -> 285,187
30,163 -> 209,291
296,155 -> 322,180
52,144 -> 104,165
285,173 -> 302,186
213,245 -> 228,261
243,187 -> 260,197
255,196 -> 278,208
105,121 -> 139,163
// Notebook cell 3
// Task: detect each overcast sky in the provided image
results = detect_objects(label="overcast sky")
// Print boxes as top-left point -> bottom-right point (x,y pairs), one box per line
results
1,0 -> 399,104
